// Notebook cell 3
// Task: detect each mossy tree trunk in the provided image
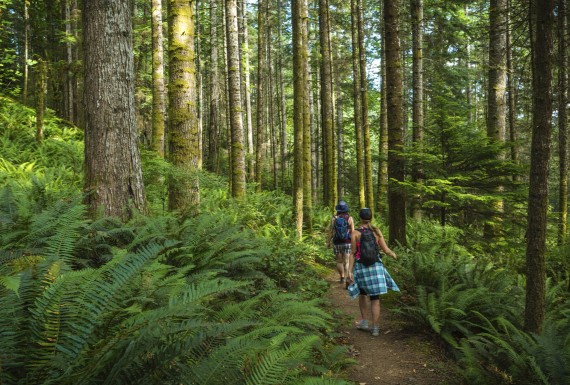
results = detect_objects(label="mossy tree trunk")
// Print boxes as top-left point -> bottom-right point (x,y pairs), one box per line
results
208,1 -> 220,173
225,0 -> 246,198
319,0 -> 335,209
83,0 -> 146,220
292,0 -> 307,239
166,0 -> 200,214
377,6 -> 388,217
151,0 -> 166,157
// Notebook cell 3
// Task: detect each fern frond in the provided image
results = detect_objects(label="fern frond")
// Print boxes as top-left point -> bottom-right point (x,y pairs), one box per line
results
244,335 -> 320,385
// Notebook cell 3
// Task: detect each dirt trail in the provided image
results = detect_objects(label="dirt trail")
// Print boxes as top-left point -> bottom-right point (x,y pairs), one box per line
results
326,274 -> 464,385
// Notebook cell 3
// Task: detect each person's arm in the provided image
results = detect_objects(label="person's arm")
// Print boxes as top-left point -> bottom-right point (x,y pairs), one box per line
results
348,230 -> 358,280
348,216 -> 355,233
373,226 -> 397,260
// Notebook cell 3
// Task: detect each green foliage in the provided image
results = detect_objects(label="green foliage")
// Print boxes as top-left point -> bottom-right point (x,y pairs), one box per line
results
395,219 -> 570,384
0,98 -> 350,384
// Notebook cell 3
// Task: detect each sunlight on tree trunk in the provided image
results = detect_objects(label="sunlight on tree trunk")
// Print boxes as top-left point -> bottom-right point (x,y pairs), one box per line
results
167,0 -> 200,214
151,0 -> 166,157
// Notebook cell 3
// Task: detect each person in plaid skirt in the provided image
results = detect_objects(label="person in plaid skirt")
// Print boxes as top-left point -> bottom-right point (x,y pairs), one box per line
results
326,200 -> 355,284
347,208 -> 399,336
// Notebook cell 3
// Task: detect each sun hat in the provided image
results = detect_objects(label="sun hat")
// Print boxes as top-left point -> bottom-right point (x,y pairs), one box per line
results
359,208 -> 372,220
335,200 -> 349,213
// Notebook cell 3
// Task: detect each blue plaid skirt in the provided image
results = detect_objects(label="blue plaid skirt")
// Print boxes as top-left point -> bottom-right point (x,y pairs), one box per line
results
354,259 -> 399,296
333,243 -> 351,255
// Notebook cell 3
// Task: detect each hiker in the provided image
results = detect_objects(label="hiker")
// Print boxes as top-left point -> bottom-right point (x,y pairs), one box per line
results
347,208 -> 399,337
326,200 -> 355,284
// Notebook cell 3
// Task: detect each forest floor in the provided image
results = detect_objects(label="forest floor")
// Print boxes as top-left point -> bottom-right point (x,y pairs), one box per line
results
326,272 -> 465,385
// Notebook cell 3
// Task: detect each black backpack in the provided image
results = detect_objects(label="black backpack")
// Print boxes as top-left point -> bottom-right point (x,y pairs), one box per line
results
332,215 -> 350,242
358,226 -> 380,266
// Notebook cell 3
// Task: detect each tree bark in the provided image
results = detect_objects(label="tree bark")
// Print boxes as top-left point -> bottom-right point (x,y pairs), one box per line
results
384,0 -> 407,246
377,5 -> 388,217
35,59 -> 47,143
277,1 -> 288,190
83,0 -> 146,219
255,0 -> 266,192
506,0 -> 519,183
151,0 -> 166,157
357,0 -> 374,212
208,1 -> 220,172
485,0 -> 507,240
558,0 -> 568,245
226,0 -> 247,197
351,0 -> 365,209
319,0 -> 335,208
411,0 -> 424,221
302,0 -> 312,233
166,0 -> 200,213
524,0 -> 554,334
292,0 -> 307,239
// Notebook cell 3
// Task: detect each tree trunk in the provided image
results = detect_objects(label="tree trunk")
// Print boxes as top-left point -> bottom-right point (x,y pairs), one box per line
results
292,0 -> 306,239
337,91 -> 345,200
377,6 -> 388,217
255,0 -> 265,192
384,0 -> 407,246
35,59 -> 47,143
208,1 -> 220,173
64,0 -> 74,122
524,0 -> 554,334
506,0 -> 519,183
277,0 -> 288,190
166,0 -> 200,213
351,0 -> 365,209
319,0 -> 335,208
195,0 -> 203,170
151,0 -> 166,157
225,0 -> 246,197
485,0 -> 507,240
83,0 -> 146,219
302,0 -> 312,233
558,0 -> 568,245
357,0 -> 374,212
23,0 -> 30,105
239,1 -> 255,181
411,0 -> 424,221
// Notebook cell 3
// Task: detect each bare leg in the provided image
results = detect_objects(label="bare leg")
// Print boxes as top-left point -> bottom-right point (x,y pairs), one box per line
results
336,253 -> 344,280
371,299 -> 381,327
359,294 -> 368,320
342,253 -> 350,278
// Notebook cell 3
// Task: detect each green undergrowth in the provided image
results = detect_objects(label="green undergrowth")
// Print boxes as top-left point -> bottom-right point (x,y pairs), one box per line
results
392,220 -> 570,385
0,95 -> 352,385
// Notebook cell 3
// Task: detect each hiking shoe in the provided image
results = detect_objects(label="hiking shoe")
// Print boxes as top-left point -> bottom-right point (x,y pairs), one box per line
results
340,277 -> 345,284
356,319 -> 369,331
371,326 -> 380,336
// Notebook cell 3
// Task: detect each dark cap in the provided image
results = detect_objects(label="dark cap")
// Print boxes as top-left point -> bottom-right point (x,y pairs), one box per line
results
335,200 -> 349,213
359,208 -> 372,220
